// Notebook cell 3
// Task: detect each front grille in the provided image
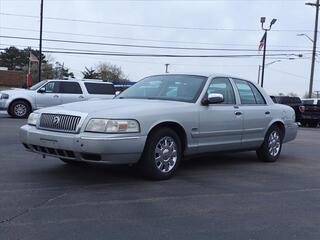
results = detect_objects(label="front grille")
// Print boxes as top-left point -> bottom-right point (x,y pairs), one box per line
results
25,144 -> 76,159
39,113 -> 81,133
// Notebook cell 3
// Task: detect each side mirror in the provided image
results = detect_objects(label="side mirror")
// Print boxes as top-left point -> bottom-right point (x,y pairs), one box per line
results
202,93 -> 224,105
115,91 -> 121,96
38,87 -> 46,93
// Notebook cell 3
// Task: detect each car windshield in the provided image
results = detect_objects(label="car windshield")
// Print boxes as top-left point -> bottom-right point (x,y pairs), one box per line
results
117,75 -> 207,103
29,80 -> 48,90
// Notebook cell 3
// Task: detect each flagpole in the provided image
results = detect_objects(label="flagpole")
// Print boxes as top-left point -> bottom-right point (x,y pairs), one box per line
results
261,31 -> 267,88
28,58 -> 31,74
38,0 -> 44,83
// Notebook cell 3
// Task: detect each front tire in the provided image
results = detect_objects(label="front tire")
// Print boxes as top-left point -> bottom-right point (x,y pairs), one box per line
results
138,128 -> 182,180
9,100 -> 31,118
256,125 -> 283,162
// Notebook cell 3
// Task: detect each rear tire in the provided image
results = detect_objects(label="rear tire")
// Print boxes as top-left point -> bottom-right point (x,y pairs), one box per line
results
9,100 -> 31,118
138,127 -> 182,180
256,125 -> 283,162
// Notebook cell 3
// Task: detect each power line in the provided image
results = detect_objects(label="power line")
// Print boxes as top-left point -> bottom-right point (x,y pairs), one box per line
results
0,26 -> 311,49
39,50 -> 305,58
0,12 -> 313,33
0,35 -> 312,53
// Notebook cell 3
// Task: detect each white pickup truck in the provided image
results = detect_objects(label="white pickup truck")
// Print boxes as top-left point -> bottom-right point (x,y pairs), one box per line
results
0,79 -> 115,118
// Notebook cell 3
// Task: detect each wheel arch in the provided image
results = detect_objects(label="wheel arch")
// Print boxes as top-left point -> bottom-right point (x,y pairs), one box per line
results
8,98 -> 33,113
147,121 -> 188,154
266,120 -> 285,140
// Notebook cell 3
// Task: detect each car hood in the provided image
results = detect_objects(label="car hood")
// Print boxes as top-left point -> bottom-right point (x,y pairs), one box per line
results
1,88 -> 32,95
37,99 -> 192,118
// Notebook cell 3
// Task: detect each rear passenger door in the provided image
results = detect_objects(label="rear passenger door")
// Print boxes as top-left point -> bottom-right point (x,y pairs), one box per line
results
232,78 -> 272,148
59,82 -> 85,104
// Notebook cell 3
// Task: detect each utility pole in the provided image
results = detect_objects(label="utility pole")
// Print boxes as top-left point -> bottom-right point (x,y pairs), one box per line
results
260,17 -> 277,88
165,63 -> 170,73
306,0 -> 320,98
257,65 -> 261,85
38,0 -> 44,83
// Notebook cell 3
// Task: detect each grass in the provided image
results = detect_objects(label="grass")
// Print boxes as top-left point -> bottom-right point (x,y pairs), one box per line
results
0,86 -> 11,91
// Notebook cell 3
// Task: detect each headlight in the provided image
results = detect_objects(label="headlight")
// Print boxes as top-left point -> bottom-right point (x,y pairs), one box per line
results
0,93 -> 9,99
85,119 -> 140,133
27,113 -> 40,126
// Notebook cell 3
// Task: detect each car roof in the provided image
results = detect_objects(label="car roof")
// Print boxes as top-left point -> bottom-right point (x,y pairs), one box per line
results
45,79 -> 113,84
152,72 -> 250,80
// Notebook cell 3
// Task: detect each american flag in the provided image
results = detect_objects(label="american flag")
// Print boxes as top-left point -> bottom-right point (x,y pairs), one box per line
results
259,32 -> 266,51
29,52 -> 39,62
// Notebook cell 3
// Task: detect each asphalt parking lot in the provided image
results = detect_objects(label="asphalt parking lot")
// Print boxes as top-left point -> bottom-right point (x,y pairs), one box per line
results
1,111 -> 320,240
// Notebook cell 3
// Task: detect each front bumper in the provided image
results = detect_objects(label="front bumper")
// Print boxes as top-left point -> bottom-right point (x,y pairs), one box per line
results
0,99 -> 9,110
20,125 -> 147,164
283,122 -> 298,143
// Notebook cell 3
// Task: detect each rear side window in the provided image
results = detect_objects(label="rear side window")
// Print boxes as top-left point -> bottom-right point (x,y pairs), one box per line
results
234,79 -> 256,104
85,83 -> 115,95
60,82 -> 82,94
291,97 -> 302,104
248,83 -> 266,104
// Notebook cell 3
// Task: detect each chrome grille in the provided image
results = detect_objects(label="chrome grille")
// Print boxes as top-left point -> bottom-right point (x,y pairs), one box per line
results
39,113 -> 81,133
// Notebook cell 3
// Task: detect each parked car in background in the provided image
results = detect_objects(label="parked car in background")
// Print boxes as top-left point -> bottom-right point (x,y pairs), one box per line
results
270,96 -> 304,123
113,81 -> 136,93
0,79 -> 115,118
20,73 -> 298,180
300,98 -> 320,127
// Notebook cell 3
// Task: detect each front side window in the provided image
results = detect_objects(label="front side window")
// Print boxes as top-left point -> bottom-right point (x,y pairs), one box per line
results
85,82 -> 115,95
207,77 -> 236,104
43,81 -> 60,93
117,75 -> 207,103
60,82 -> 82,94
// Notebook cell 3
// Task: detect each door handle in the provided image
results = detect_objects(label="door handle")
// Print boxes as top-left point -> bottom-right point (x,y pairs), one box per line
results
79,95 -> 84,99
265,111 -> 270,115
53,95 -> 59,98
235,111 -> 242,116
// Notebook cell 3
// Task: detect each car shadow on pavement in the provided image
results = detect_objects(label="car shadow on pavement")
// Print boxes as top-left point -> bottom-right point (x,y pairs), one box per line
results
25,151 -> 263,185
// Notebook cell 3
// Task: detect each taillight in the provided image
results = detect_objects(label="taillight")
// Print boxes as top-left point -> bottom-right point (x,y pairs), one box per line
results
299,106 -> 305,113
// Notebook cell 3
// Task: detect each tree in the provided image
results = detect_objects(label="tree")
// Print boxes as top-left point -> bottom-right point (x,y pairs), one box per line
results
96,63 -> 128,82
287,92 -> 298,97
0,46 -> 45,70
82,67 -> 99,79
0,47 -> 74,83
53,62 -> 74,79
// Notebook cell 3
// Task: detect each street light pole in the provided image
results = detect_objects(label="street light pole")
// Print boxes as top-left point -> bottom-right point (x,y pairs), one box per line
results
38,0 -> 44,83
165,63 -> 170,73
306,0 -> 320,98
260,17 -> 277,88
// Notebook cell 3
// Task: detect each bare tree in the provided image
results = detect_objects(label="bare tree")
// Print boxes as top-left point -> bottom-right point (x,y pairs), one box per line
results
96,63 -> 128,82
287,92 -> 298,97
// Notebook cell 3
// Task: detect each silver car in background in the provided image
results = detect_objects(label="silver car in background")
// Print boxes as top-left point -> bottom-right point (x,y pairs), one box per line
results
0,79 -> 115,118
20,73 -> 298,180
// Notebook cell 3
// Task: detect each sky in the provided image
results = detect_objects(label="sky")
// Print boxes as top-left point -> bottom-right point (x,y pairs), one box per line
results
0,0 -> 318,97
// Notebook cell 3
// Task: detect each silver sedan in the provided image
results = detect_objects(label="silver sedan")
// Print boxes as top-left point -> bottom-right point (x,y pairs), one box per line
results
20,74 -> 298,180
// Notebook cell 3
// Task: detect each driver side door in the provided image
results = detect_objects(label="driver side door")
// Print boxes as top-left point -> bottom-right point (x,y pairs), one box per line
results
35,81 -> 62,108
197,77 -> 243,152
